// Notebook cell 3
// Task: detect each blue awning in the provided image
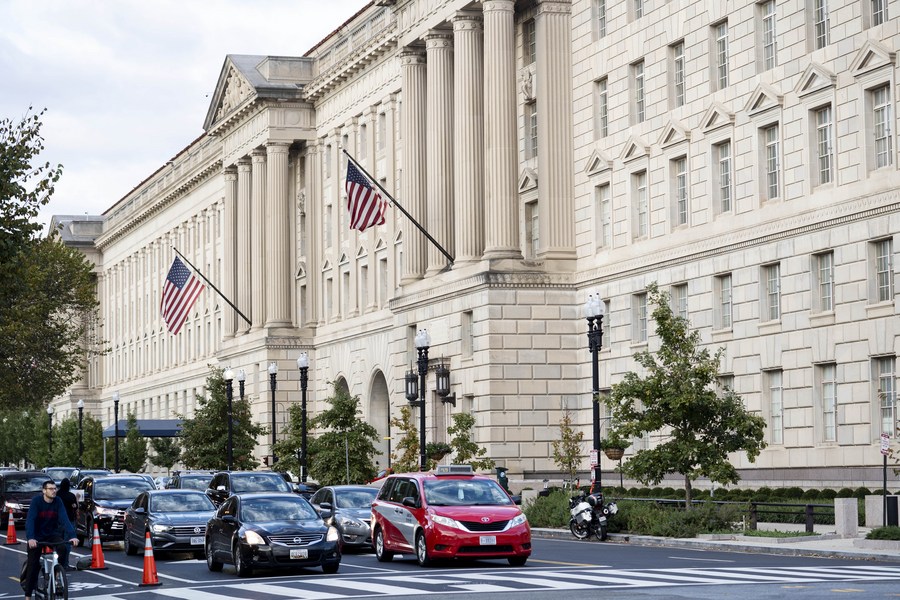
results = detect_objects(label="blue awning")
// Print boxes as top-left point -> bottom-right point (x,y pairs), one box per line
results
102,419 -> 182,438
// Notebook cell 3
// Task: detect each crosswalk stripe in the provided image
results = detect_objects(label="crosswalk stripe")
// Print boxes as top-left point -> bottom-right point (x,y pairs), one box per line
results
306,578 -> 433,594
233,582 -> 347,598
156,589 -> 245,600
674,568 -> 812,582
726,567 -> 888,580
452,584 -> 523,592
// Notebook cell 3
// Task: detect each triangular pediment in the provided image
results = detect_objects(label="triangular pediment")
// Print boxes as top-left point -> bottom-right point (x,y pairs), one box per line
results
658,120 -> 690,149
356,246 -> 367,259
619,136 -> 649,163
796,63 -> 836,97
322,259 -> 332,272
394,230 -> 403,244
700,103 -> 734,133
518,168 -> 538,193
374,238 -> 387,252
745,83 -> 783,116
584,149 -> 612,176
850,39 -> 895,77
296,262 -> 307,278
338,252 -> 349,265
205,60 -> 258,130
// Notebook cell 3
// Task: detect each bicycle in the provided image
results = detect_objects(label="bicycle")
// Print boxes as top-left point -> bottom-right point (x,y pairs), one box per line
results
29,541 -> 70,600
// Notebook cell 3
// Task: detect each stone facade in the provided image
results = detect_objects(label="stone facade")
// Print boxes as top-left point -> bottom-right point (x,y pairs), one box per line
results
54,0 -> 899,490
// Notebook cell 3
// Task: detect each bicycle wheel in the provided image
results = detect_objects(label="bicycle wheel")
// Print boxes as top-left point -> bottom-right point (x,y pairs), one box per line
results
51,563 -> 68,600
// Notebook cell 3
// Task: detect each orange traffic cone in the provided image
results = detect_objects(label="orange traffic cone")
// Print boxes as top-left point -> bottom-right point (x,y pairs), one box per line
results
139,531 -> 161,587
89,523 -> 107,570
5,509 -> 19,545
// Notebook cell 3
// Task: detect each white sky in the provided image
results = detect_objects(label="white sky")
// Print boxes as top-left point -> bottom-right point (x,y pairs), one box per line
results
0,0 -> 367,231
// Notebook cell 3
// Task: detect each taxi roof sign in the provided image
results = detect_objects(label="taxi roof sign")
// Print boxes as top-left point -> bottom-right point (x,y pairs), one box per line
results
435,465 -> 474,476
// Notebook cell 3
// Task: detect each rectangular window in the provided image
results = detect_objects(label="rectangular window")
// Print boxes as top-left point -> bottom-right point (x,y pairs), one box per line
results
761,0 -> 777,70
714,21 -> 729,90
634,293 -> 648,342
875,356 -> 896,437
634,170 -> 648,238
814,0 -> 830,49
523,19 -> 536,65
672,283 -> 688,321
673,156 -> 688,226
763,124 -> 780,200
764,263 -> 781,321
378,256 -> 388,308
633,0 -> 644,20
872,0 -> 888,25
633,60 -> 645,123
872,85 -> 893,169
359,124 -> 368,160
873,238 -> 894,302
526,200 -> 539,259
325,144 -> 333,179
377,113 -> 387,150
595,184 -> 612,248
820,363 -> 837,442
715,273 -> 733,329
596,0 -> 607,38
715,141 -> 733,213
815,105 -> 834,185
526,102 -> 538,159
814,251 -> 834,312
595,78 -> 608,138
768,370 -> 784,444
462,310 -> 474,358
672,42 -> 685,108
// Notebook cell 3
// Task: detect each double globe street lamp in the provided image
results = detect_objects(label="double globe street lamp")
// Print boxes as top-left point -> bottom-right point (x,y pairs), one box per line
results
112,391 -> 120,473
77,399 -> 84,468
46,406 -> 53,455
584,293 -> 606,493
405,329 -> 455,471
297,353 -> 310,483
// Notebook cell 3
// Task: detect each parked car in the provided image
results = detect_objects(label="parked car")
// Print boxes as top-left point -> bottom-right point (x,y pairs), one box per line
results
76,474 -> 155,544
371,465 -> 531,566
123,489 -> 216,557
309,485 -> 377,550
205,471 -> 294,507
153,476 -> 171,490
131,473 -> 157,488
167,470 -> 215,491
42,467 -> 77,485
369,468 -> 393,483
70,468 -> 112,486
205,492 -> 340,576
0,471 -> 52,528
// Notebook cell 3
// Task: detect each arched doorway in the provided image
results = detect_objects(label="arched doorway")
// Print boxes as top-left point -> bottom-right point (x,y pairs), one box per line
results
369,371 -> 391,471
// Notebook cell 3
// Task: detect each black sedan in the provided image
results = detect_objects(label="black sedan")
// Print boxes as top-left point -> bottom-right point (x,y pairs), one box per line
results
309,485 -> 377,550
123,490 -> 216,557
205,492 -> 340,577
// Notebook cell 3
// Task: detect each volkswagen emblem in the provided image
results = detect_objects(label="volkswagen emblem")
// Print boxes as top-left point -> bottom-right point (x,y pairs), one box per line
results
480,517 -> 490,523
293,536 -> 302,544
194,527 -> 202,534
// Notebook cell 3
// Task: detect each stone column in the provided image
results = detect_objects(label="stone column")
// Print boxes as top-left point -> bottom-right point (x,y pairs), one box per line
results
236,158 -> 252,335
223,166 -> 238,337
400,47 -> 428,283
251,148 -> 267,329
536,0 -> 575,260
453,11 -> 485,264
305,141 -> 321,327
482,0 -> 522,259
425,30 -> 454,274
265,142 -> 292,327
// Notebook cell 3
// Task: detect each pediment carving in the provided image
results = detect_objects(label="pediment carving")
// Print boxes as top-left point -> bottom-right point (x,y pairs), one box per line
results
215,66 -> 254,121
518,168 -> 538,192
619,136 -> 649,163
658,120 -> 690,148
850,39 -> 895,78
745,83 -> 783,116
322,259 -> 332,272
584,149 -> 612,176
700,103 -> 734,133
796,63 -> 836,97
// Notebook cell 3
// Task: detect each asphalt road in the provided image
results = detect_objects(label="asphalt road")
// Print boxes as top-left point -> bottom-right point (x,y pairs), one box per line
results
1,535 -> 898,599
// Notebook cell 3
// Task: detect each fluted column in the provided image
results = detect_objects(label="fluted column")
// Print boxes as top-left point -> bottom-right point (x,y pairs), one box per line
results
236,158 -> 252,335
482,0 -> 522,259
453,12 -> 485,263
223,167 -> 238,337
251,149 -> 267,329
536,0 -> 575,260
305,142 -> 321,327
425,31 -> 455,274
400,47 -> 428,283
265,142 -> 292,327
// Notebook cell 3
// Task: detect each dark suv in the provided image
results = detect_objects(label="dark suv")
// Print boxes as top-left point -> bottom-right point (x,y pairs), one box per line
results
166,470 -> 214,491
204,471 -> 293,507
0,471 -> 51,528
76,474 -> 154,543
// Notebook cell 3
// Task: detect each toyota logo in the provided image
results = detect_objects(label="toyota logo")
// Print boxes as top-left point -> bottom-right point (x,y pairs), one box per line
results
293,537 -> 302,544
194,527 -> 202,534
480,517 -> 491,523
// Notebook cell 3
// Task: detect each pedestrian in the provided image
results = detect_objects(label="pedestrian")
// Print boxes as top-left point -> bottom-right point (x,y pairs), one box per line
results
22,480 -> 79,600
56,478 -> 78,570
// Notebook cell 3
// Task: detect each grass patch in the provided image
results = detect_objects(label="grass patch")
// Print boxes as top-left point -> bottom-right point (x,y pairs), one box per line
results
740,529 -> 819,538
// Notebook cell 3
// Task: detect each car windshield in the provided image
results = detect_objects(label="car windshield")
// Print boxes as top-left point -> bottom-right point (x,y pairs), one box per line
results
95,479 -> 152,500
180,476 -> 212,490
423,479 -> 513,506
231,474 -> 290,493
44,469 -> 75,481
151,493 -> 215,512
5,476 -> 49,493
240,497 -> 318,522
335,488 -> 377,509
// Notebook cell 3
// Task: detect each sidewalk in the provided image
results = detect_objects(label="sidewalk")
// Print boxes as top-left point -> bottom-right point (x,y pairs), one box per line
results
531,523 -> 900,563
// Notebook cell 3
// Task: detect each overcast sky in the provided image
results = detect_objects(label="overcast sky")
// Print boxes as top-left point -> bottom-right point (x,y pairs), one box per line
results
1,0 -> 366,231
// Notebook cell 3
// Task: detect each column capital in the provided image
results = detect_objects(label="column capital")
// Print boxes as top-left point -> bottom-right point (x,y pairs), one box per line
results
223,166 -> 238,180
237,157 -> 252,170
424,29 -> 454,48
453,10 -> 484,30
265,141 -> 291,154
535,0 -> 571,16
399,46 -> 427,65
480,0 -> 515,14
251,148 -> 267,161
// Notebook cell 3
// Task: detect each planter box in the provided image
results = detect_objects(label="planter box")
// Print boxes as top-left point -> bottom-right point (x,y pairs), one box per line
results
852,538 -> 900,551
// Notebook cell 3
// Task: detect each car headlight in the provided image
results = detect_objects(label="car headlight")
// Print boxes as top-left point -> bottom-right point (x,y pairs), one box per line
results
326,526 -> 340,542
244,530 -> 266,545
5,502 -> 23,511
336,515 -> 365,529
95,506 -> 119,516
509,513 -> 528,528
431,514 -> 464,530
150,523 -> 172,533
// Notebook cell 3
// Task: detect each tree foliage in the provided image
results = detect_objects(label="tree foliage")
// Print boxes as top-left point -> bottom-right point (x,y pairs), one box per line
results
150,437 -> 181,473
177,367 -> 265,470
390,405 -> 420,473
448,412 -> 495,472
608,283 -> 767,507
551,408 -> 584,481
307,383 -> 380,486
121,411 -> 148,472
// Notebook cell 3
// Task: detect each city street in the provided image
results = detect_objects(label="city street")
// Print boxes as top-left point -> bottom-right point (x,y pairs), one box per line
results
1,535 -> 898,600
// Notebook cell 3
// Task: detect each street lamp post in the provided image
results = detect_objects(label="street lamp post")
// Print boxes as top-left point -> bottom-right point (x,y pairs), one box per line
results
224,368 -> 234,470
585,293 -> 606,493
77,399 -> 85,468
296,353 -> 309,483
268,363 -> 278,465
47,406 -> 53,456
112,391 -> 120,473
415,329 -> 430,471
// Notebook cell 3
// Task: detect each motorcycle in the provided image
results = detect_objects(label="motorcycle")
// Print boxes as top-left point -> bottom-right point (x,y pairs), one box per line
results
569,490 -> 618,541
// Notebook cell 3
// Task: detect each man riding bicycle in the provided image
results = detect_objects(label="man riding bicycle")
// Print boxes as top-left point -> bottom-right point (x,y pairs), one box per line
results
23,480 -> 79,600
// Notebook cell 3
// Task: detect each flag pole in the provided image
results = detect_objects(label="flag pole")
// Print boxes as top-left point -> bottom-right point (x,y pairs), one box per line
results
342,149 -> 454,265
173,247 -> 252,326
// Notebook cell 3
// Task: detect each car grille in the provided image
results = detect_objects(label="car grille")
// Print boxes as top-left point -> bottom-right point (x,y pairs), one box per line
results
460,520 -> 509,532
268,533 -> 323,546
458,544 -> 514,553
171,525 -> 206,536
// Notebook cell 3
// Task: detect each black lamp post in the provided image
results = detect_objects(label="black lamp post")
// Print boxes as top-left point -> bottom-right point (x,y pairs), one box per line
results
46,406 -> 53,456
112,391 -> 120,473
585,293 -> 605,493
268,362 -> 278,464
224,368 -> 234,470
435,362 -> 455,406
296,353 -> 309,483
415,329 -> 430,471
77,399 -> 84,468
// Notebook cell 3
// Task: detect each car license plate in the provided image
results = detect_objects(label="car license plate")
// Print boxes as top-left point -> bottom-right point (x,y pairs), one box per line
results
290,548 -> 309,559
190,536 -> 204,545
479,535 -> 496,545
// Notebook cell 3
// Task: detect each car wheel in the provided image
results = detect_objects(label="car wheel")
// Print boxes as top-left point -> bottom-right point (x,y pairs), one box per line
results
374,528 -> 393,562
414,531 -> 431,567
322,563 -> 339,574
508,556 -> 528,566
205,538 -> 223,572
233,541 -> 252,577
123,530 -> 137,556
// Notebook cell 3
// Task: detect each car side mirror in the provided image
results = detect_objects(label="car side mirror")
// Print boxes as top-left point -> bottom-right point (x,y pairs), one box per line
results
318,501 -> 334,519
216,485 -> 226,492
511,495 -> 522,505
134,507 -> 146,515
401,496 -> 419,508
222,514 -> 236,524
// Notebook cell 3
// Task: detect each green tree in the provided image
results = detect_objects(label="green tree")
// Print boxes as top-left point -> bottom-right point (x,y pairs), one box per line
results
608,283 -> 767,508
390,405 -> 420,473
307,383 -> 379,486
0,109 -> 103,412
447,412 -> 495,472
177,367 -> 265,470
150,437 -> 181,473
551,408 -> 584,482
46,412 -> 104,468
121,411 -> 148,472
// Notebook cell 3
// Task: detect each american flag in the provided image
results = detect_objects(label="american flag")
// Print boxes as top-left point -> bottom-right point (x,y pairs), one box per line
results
160,257 -> 205,335
345,161 -> 387,232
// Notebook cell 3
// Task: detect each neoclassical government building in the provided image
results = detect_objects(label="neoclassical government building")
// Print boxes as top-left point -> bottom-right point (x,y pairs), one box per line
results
54,0 -> 899,489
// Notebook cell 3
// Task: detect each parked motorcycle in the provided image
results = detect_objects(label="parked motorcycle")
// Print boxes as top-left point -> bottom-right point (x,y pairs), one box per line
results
569,490 -> 618,541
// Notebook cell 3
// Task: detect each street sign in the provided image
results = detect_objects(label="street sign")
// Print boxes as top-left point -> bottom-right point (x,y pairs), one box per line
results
881,433 -> 891,456
589,449 -> 598,467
